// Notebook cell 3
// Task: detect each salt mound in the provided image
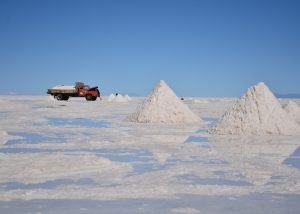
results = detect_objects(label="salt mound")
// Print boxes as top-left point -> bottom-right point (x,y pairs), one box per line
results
209,82 -> 300,135
126,80 -> 202,123
283,101 -> 300,123
107,94 -> 129,102
124,94 -> 132,101
114,94 -> 128,102
107,94 -> 115,101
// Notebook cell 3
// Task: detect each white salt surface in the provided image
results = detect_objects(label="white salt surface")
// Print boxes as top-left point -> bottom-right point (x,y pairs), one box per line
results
0,153 -> 131,184
0,95 -> 299,213
47,95 -> 56,101
193,99 -> 210,104
284,101 -> 300,124
172,207 -> 201,213
126,80 -> 202,123
210,82 -> 300,135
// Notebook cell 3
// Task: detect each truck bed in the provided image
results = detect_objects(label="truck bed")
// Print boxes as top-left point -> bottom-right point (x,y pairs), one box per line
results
47,85 -> 77,94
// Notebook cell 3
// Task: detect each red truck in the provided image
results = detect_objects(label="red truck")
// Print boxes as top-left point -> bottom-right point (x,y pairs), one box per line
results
47,82 -> 100,101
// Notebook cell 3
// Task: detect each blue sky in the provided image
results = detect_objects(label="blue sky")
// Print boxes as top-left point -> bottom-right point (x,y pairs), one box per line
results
0,0 -> 299,96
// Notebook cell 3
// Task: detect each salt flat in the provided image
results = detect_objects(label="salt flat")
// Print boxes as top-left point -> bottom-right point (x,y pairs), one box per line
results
0,96 -> 299,213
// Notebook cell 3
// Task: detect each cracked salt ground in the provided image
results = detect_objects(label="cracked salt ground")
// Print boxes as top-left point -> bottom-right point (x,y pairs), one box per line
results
130,158 -> 228,175
176,173 -> 252,186
209,137 -> 300,186
0,141 -> 159,175
130,163 -> 162,174
0,96 -> 300,212
0,194 -> 299,214
0,147 -> 156,173
283,146 -> 300,169
95,148 -> 153,163
202,117 -> 219,127
162,156 -> 229,165
36,117 -> 109,128
184,135 -> 210,148
5,132 -> 65,145
0,178 -> 95,191
185,136 -> 209,143
0,147 -> 62,153
0,147 -> 153,162
266,176 -> 287,185
1,131 -> 247,189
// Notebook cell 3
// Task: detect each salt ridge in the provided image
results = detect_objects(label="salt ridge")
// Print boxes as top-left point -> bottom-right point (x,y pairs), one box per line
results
107,94 -> 131,102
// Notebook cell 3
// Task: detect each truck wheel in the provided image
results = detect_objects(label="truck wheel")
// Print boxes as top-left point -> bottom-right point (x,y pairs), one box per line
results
56,94 -> 64,101
91,96 -> 97,101
86,94 -> 92,101
63,96 -> 69,101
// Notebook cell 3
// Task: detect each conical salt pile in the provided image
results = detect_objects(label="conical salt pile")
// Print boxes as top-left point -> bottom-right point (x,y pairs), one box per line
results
107,94 -> 115,101
114,94 -> 128,102
124,94 -> 132,101
209,82 -> 300,135
126,80 -> 202,123
283,101 -> 300,124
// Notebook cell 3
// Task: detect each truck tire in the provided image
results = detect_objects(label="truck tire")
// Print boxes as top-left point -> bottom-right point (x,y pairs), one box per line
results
91,96 -> 97,101
86,94 -> 93,101
56,94 -> 64,101
63,96 -> 69,101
